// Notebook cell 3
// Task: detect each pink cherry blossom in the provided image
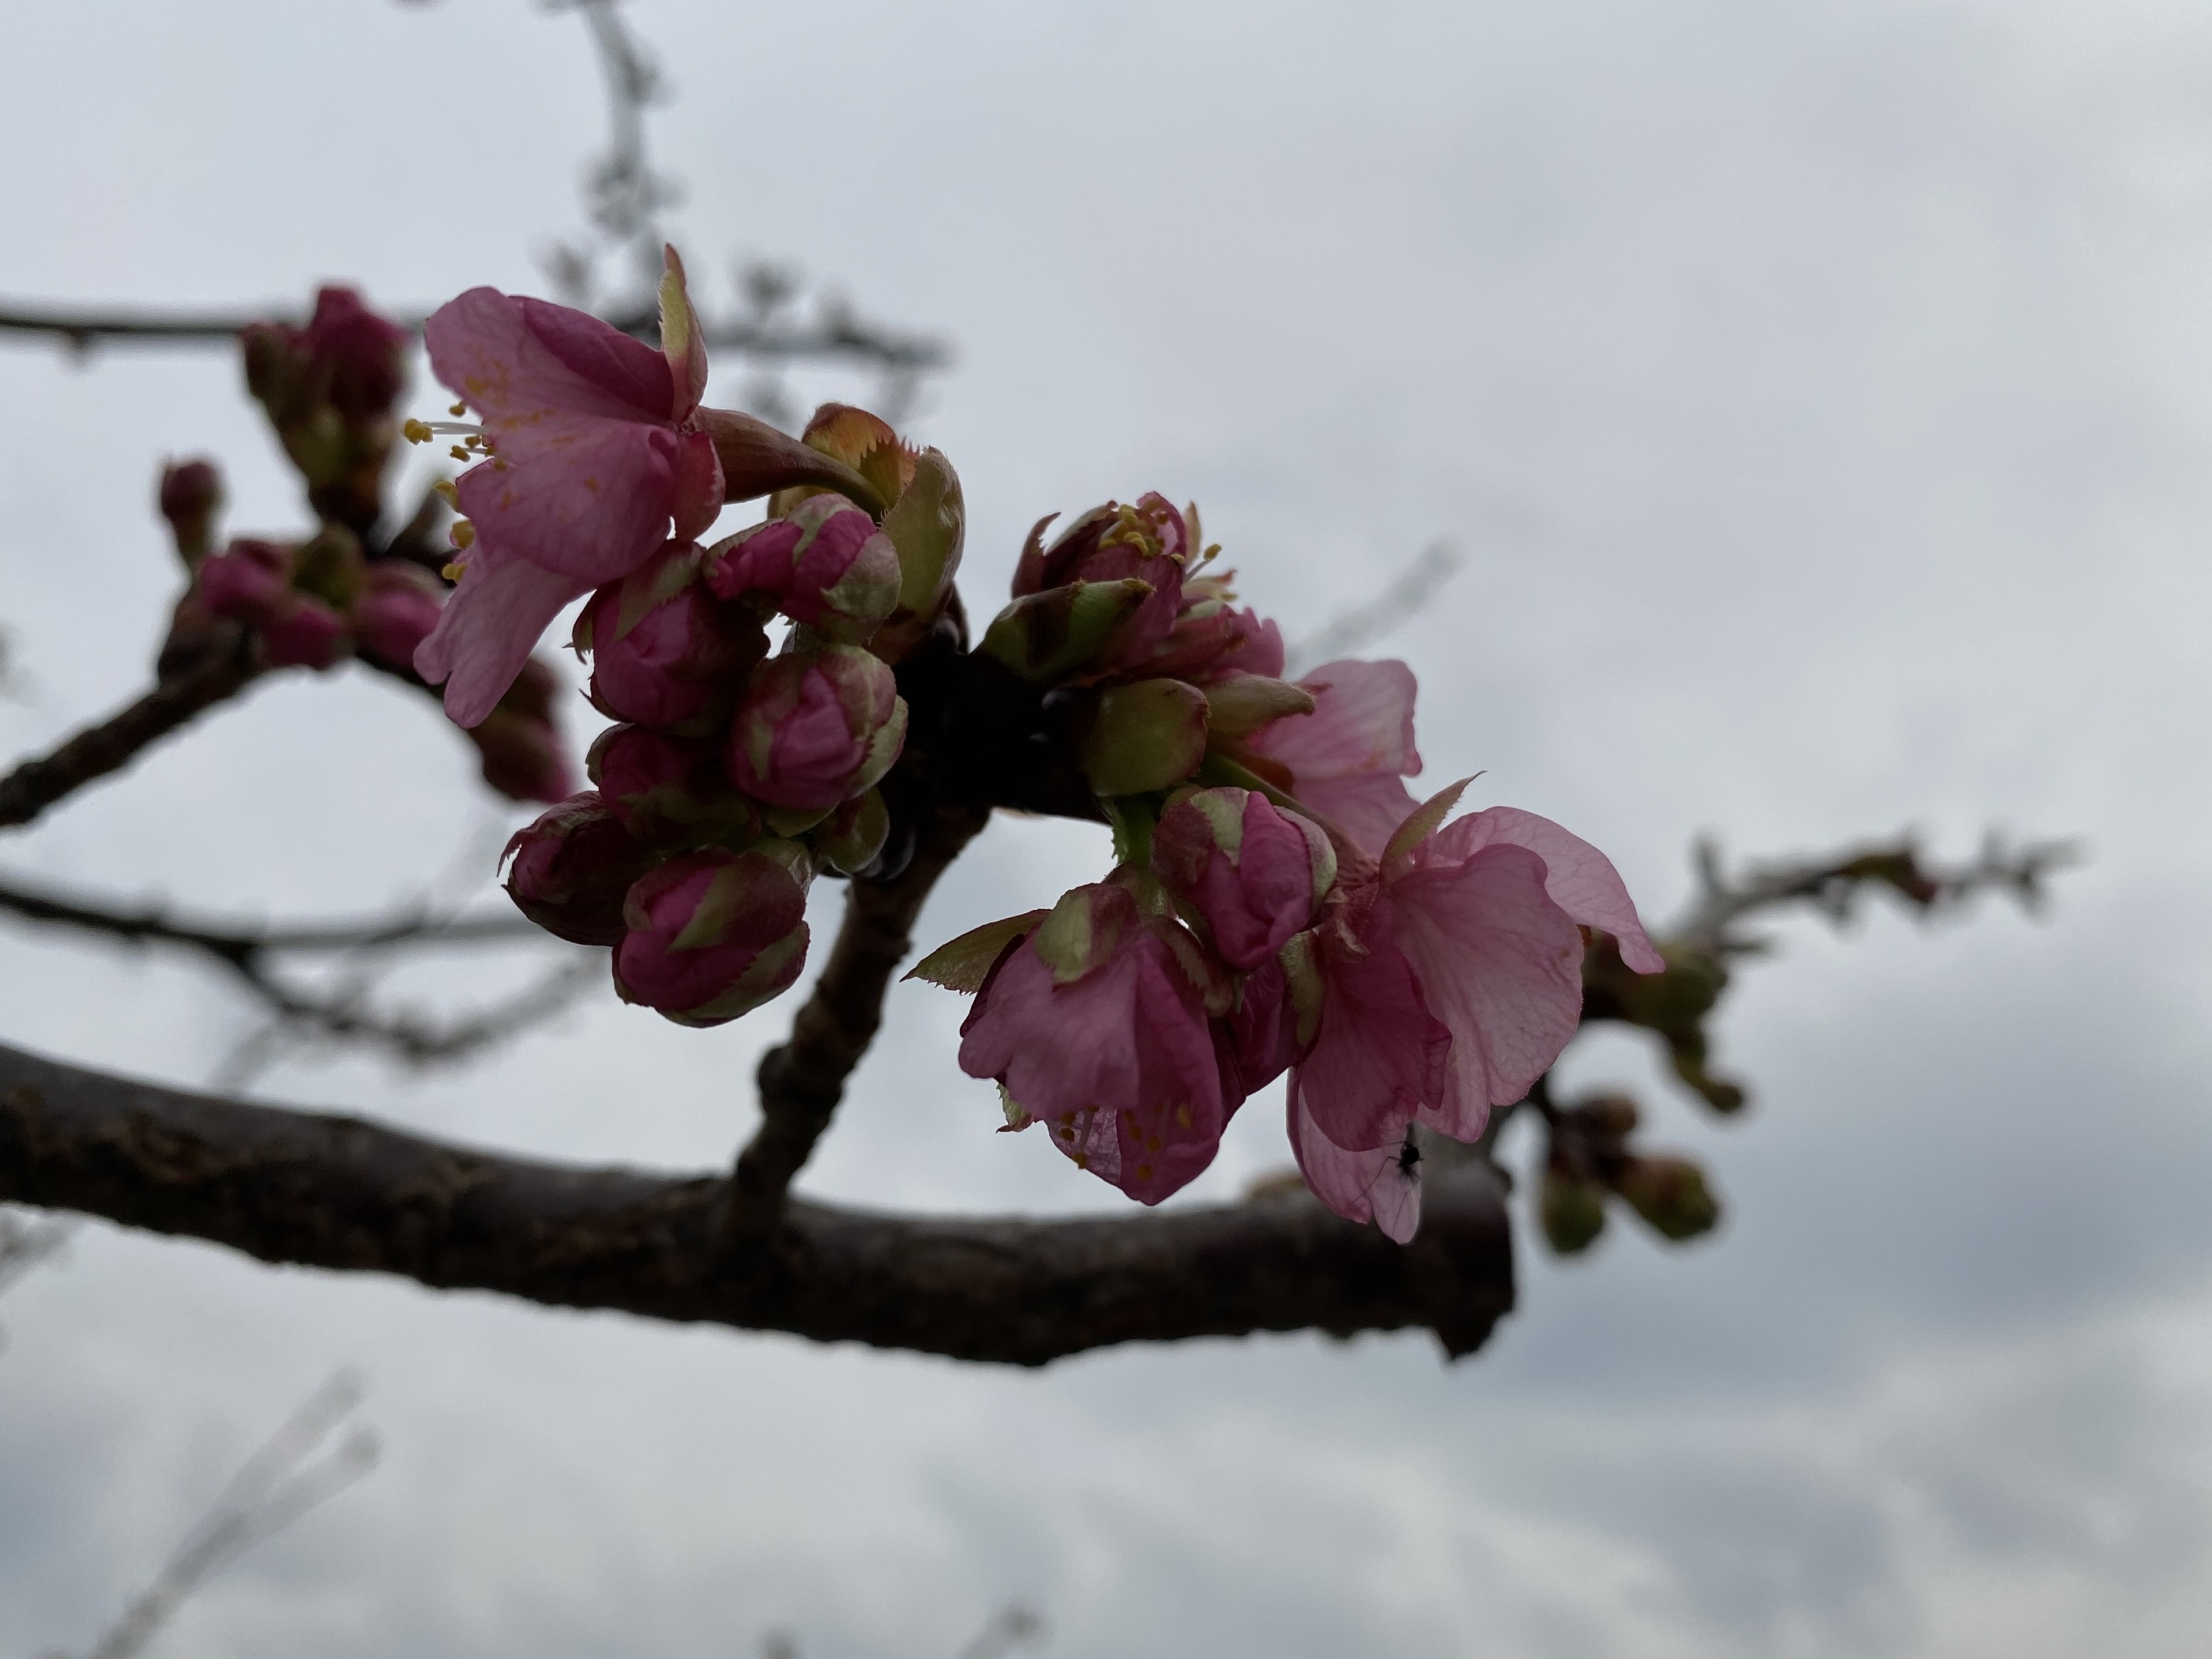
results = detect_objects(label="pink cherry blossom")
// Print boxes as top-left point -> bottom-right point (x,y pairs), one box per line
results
414,250 -> 724,728
1010,494 -> 1192,674
1287,794 -> 1662,1242
502,792 -> 664,946
1151,787 -> 1335,970
959,881 -> 1239,1205
1243,657 -> 1423,856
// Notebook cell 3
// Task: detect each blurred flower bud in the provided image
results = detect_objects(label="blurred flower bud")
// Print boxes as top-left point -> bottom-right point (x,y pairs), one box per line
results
1152,787 -> 1335,969
1540,1166 -> 1608,1256
725,645 -> 907,811
502,792 -> 664,946
1569,1091 -> 1642,1142
156,457 -> 224,570
242,286 -> 410,534
352,562 -> 446,671
581,543 -> 769,733
194,539 -> 293,624
977,578 -> 1155,683
1612,1155 -> 1721,1243
704,494 -> 900,643
613,845 -> 813,1026
1140,570 -> 1285,683
468,656 -> 574,803
258,596 -> 351,670
1078,678 -> 1209,797
812,788 -> 890,875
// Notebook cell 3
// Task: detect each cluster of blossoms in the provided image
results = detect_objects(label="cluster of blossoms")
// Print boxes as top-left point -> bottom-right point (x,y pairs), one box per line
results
430,246 -> 1661,1242
445,252 -> 964,1024
160,288 -> 571,803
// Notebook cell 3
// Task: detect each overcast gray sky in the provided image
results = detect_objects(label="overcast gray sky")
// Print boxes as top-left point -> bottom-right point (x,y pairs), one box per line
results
5,1 -> 2212,1654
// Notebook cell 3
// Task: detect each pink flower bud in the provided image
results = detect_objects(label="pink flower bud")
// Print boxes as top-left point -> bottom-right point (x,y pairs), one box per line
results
157,457 -> 224,569
259,596 -> 351,670
724,645 -> 907,811
588,724 -> 761,844
194,540 -> 294,626
704,495 -> 901,643
581,544 -> 769,733
1152,787 -> 1336,969
613,845 -> 813,1026
502,792 -> 664,945
298,285 -> 411,418
468,657 -> 575,803
352,562 -> 446,671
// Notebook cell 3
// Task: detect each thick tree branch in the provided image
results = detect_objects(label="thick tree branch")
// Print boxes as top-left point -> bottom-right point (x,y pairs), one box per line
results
0,1042 -> 1514,1364
726,803 -> 991,1236
0,645 -> 261,832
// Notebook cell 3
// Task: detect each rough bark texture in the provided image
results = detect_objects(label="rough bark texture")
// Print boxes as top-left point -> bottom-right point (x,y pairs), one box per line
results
0,1041 -> 1514,1365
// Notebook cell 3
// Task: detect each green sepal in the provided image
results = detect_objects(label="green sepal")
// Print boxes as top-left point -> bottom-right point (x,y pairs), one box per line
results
905,909 -> 1051,993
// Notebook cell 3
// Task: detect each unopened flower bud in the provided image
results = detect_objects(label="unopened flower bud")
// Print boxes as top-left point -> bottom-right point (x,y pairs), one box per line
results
613,845 -> 813,1026
242,286 -> 410,534
468,656 -> 574,803
581,544 -> 769,733
725,645 -> 907,811
812,787 -> 890,875
1540,1166 -> 1608,1256
1078,678 -> 1209,797
588,723 -> 762,844
977,578 -> 1155,683
157,458 -> 224,570
259,596 -> 351,670
502,792 -> 664,945
1612,1155 -> 1721,1243
352,562 -> 446,671
705,495 -> 900,643
194,539 -> 293,624
1152,787 -> 1335,969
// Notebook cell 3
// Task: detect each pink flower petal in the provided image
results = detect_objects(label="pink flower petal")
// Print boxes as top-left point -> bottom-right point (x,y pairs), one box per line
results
1291,890 -> 1452,1153
427,288 -> 672,429
453,423 -> 677,584
1423,807 -> 1665,973
1389,842 -> 1586,1138
670,429 -> 724,542
1247,657 -> 1424,852
415,554 -> 588,728
1287,1083 -> 1423,1241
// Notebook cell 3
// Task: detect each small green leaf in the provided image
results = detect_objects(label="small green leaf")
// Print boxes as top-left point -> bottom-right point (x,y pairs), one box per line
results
906,909 -> 1050,993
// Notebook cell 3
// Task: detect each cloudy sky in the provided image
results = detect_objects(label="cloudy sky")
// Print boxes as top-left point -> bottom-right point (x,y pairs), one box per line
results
4,0 -> 2212,1653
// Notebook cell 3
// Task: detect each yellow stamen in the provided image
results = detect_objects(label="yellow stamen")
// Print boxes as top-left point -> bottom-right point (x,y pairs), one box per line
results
449,401 -> 467,416
402,418 -> 434,445
451,520 -> 476,550
431,479 -> 458,508
449,445 -> 471,461
442,561 -> 467,581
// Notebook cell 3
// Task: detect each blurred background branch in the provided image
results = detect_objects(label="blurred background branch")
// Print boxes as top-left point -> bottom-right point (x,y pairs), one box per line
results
48,1369 -> 378,1659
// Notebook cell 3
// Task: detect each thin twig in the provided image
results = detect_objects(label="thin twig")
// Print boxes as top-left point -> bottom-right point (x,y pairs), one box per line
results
0,646 -> 261,832
1284,542 -> 1463,676
725,803 -> 991,1236
70,1370 -> 378,1659
1670,830 -> 2081,956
